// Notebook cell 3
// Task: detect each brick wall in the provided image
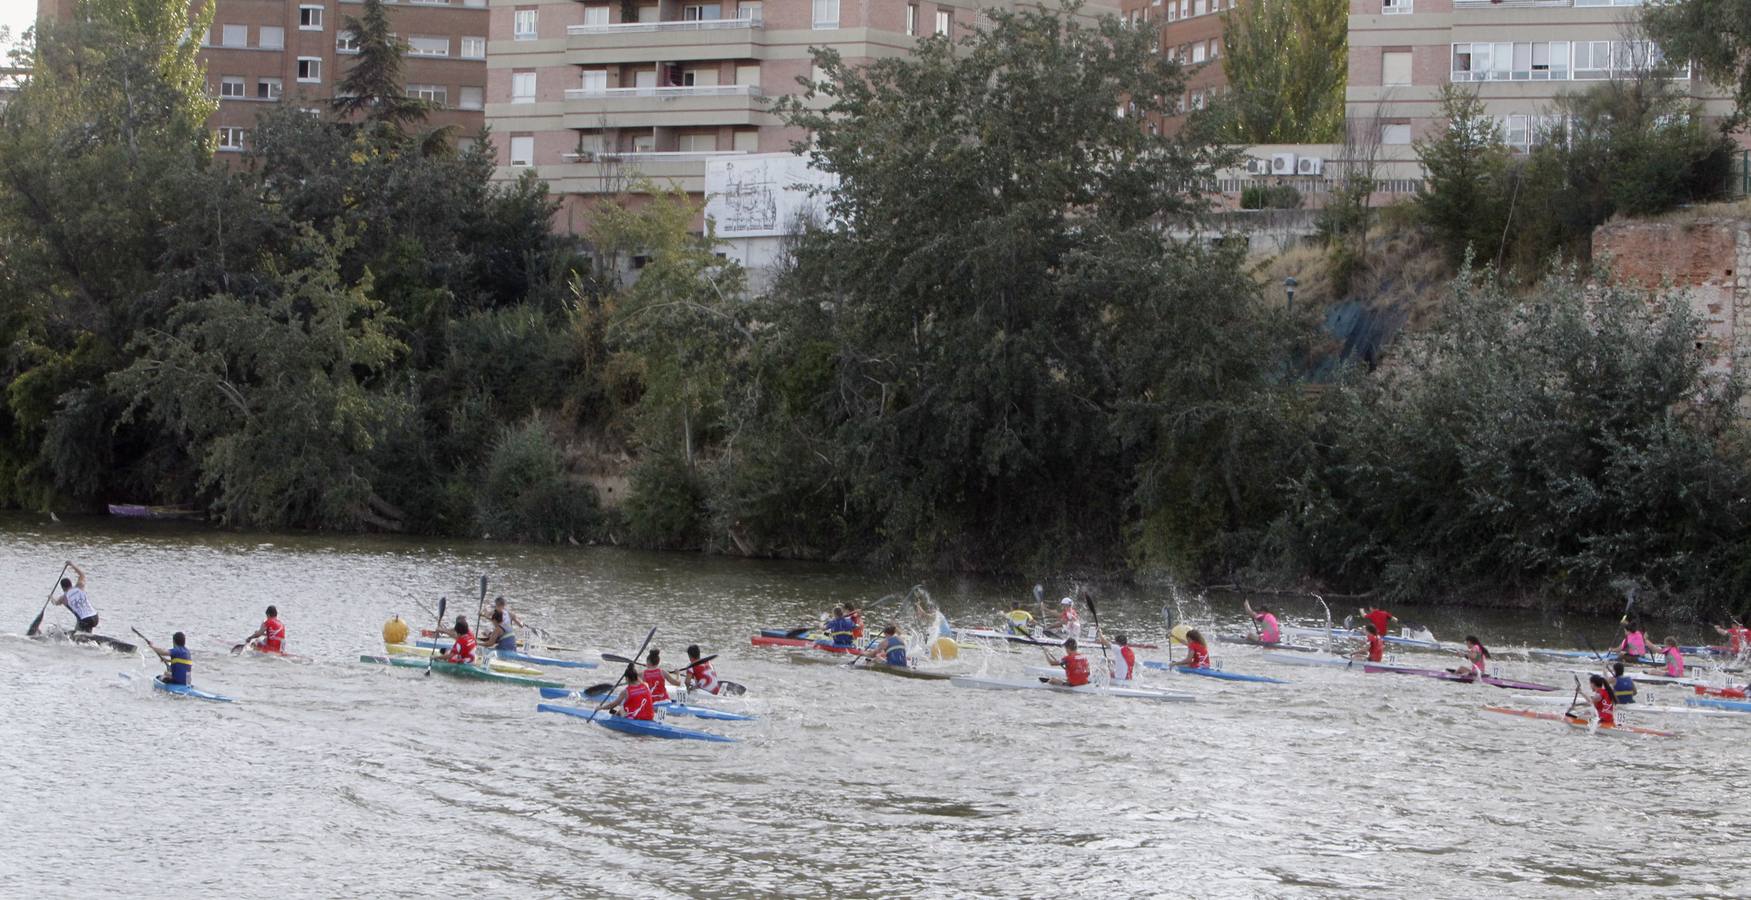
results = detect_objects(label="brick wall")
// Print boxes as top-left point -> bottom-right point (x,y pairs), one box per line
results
1593,218 -> 1751,381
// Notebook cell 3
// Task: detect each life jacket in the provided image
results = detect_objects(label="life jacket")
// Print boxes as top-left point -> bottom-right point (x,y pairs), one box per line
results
686,660 -> 719,694
826,617 -> 856,646
446,632 -> 477,664
641,665 -> 670,702
1612,675 -> 1637,704
1665,647 -> 1685,677
882,636 -> 907,667
1112,645 -> 1136,682
1005,610 -> 1034,633
849,610 -> 864,639
260,617 -> 285,654
1187,641 -> 1211,669
494,624 -> 516,653
1256,613 -> 1280,644
1592,686 -> 1617,725
168,645 -> 193,686
622,680 -> 656,720
1366,633 -> 1384,662
1062,653 -> 1090,687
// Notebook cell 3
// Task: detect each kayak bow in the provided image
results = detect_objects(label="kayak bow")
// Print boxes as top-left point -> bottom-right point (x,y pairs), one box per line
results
537,703 -> 737,742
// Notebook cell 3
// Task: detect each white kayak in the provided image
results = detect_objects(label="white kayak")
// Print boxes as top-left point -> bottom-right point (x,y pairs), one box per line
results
1559,668 -> 1712,688
1522,695 -> 1747,718
949,675 -> 1195,702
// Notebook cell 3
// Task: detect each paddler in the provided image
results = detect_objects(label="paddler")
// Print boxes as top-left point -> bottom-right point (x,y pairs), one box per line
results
824,606 -> 858,647
1449,636 -> 1490,678
846,604 -> 865,641
609,664 -> 657,720
1609,661 -> 1637,705
1244,600 -> 1281,644
1358,606 -> 1396,640
863,624 -> 908,668
1350,622 -> 1385,663
683,644 -> 722,695
1583,673 -> 1617,727
480,609 -> 516,654
1044,637 -> 1092,687
1056,596 -> 1082,639
1660,637 -> 1685,677
1716,619 -> 1751,655
1616,622 -> 1650,663
641,648 -> 682,701
490,596 -> 526,629
1100,632 -> 1137,684
445,616 -> 478,664
145,631 -> 193,687
1004,600 -> 1036,636
917,599 -> 954,639
52,561 -> 100,633
1173,629 -> 1212,670
241,605 -> 286,654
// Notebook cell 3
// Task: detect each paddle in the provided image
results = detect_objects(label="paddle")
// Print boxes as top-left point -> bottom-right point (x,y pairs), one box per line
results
1083,588 -> 1116,681
604,652 -> 717,674
1564,674 -> 1584,719
474,575 -> 488,647
130,627 -> 170,678
26,562 -> 71,638
425,597 -> 447,676
591,627 -> 657,720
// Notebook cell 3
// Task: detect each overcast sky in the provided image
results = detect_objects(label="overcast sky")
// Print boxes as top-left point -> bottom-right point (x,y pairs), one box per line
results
1,0 -> 34,55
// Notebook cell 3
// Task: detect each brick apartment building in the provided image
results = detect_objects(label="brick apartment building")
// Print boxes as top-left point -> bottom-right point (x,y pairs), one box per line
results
36,0 -> 488,155
1120,0 -> 1232,135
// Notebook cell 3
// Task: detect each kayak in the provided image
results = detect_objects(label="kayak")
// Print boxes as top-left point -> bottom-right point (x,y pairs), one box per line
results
953,627 -> 1160,650
1263,652 -> 1352,668
410,638 -> 598,670
32,631 -> 137,654
948,675 -> 1195,702
853,660 -> 954,680
1693,685 -> 1747,698
233,646 -> 311,664
1686,696 -> 1751,713
750,635 -> 863,655
383,643 -> 546,676
419,628 -> 582,654
1522,695 -> 1745,718
1216,634 -> 1324,653
537,703 -> 736,742
1482,705 -> 1676,737
359,654 -> 564,688
1141,661 -> 1289,684
151,677 -> 235,703
1282,625 -> 1449,651
536,687 -> 755,720
1560,668 -> 1708,688
1364,663 -> 1555,691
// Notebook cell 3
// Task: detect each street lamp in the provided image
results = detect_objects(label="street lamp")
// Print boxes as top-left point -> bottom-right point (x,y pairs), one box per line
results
1284,276 -> 1298,312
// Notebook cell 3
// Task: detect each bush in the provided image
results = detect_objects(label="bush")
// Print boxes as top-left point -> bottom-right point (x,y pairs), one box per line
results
475,418 -> 599,543
1241,184 -> 1304,210
622,452 -> 707,550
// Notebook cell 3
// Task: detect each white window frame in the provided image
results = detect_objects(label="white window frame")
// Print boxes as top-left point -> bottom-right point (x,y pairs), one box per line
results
259,25 -> 284,49
906,3 -> 917,35
257,77 -> 283,100
219,76 -> 246,98
458,85 -> 484,110
407,35 -> 449,57
298,5 -> 323,30
407,84 -> 448,107
336,30 -> 359,53
297,57 -> 322,83
510,135 -> 534,167
217,126 -> 246,151
220,24 -> 247,47
580,70 -> 608,94
1380,123 -> 1411,145
583,5 -> 610,25
934,8 -> 949,35
514,9 -> 538,40
1382,0 -> 1411,13
682,3 -> 721,20
460,36 -> 485,59
512,71 -> 537,103
812,0 -> 839,29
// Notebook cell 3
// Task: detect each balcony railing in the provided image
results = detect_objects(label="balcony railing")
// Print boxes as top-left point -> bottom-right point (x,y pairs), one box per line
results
564,84 -> 762,100
575,149 -> 754,161
567,16 -> 762,35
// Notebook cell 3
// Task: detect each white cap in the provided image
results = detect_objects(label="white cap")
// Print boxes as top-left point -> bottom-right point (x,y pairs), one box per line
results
1061,597 -> 1074,606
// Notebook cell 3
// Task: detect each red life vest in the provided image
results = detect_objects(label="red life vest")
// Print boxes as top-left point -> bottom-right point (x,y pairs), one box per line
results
446,632 -> 477,664
260,617 -> 285,653
1187,641 -> 1211,669
622,680 -> 656,720
1366,633 -> 1384,662
1364,610 -> 1392,638
1062,653 -> 1091,686
850,610 -> 864,639
641,666 -> 670,702
1592,687 -> 1616,726
1114,645 -> 1136,681
686,660 -> 718,694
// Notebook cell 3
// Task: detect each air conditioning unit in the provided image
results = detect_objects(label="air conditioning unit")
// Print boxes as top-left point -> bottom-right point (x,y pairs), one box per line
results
1269,152 -> 1297,175
1296,156 -> 1324,176
1245,157 -> 1269,176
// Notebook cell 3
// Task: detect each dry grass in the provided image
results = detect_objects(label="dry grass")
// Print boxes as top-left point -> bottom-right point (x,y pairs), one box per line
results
1627,199 -> 1751,226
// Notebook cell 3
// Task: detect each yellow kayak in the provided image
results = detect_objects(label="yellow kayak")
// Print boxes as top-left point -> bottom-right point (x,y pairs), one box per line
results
382,643 -> 546,677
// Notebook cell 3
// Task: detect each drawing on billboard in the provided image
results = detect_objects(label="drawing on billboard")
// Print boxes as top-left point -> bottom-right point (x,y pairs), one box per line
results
705,153 -> 836,238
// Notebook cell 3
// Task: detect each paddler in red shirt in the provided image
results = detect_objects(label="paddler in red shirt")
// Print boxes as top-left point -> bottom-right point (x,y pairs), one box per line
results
641,648 -> 682,702
1359,607 -> 1396,640
847,604 -> 865,640
1350,622 -> 1385,663
1100,632 -> 1137,683
242,605 -> 286,654
1715,620 -> 1751,655
610,664 -> 657,720
1173,629 -> 1212,670
445,616 -> 478,664
1045,638 -> 1092,687
683,644 -> 721,695
1583,673 -> 1617,726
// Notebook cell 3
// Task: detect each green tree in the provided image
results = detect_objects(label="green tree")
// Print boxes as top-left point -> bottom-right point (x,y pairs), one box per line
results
1644,0 -> 1751,122
1413,87 -> 1513,268
1219,0 -> 1347,143
332,0 -> 427,128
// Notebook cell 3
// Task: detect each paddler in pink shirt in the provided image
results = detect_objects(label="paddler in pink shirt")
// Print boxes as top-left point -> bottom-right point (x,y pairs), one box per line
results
1243,600 -> 1280,644
1661,637 -> 1685,677
1616,622 -> 1650,663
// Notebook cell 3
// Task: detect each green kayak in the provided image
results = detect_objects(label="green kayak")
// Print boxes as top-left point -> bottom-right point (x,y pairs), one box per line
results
358,654 -> 564,688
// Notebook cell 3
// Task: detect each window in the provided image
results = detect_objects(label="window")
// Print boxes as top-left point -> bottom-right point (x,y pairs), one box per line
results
812,0 -> 838,29
738,1 -> 761,20
512,71 -> 536,102
1382,50 -> 1411,86
934,9 -> 949,35
299,5 -> 323,30
257,77 -> 282,99
336,31 -> 359,53
1382,0 -> 1410,12
217,126 -> 246,150
735,63 -> 759,86
1208,39 -> 1219,59
733,129 -> 757,151
217,76 -> 244,99
510,135 -> 534,166
460,36 -> 485,59
678,132 -> 717,152
221,24 -> 247,47
1380,123 -> 1411,145
1192,43 -> 1204,63
583,5 -> 610,25
259,26 -> 284,49
464,0 -> 486,7
514,9 -> 538,39
458,85 -> 484,109
680,68 -> 717,86
580,70 -> 607,94
408,36 -> 449,56
457,137 -> 479,153
408,84 -> 448,107
298,57 -> 322,82
682,4 -> 721,19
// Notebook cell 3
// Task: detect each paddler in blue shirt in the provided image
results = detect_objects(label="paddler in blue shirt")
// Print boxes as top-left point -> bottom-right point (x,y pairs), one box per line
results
1610,661 -> 1638,704
824,606 -> 858,647
862,624 -> 908,667
145,632 -> 193,686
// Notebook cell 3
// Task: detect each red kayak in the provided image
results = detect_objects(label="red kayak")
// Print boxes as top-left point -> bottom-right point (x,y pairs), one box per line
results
750,635 -> 862,655
1694,684 -> 1747,699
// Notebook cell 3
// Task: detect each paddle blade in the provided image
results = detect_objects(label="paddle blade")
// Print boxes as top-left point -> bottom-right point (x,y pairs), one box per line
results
26,609 -> 44,637
436,597 -> 447,619
674,654 -> 717,672
784,627 -> 811,639
479,576 -> 488,600
717,681 -> 747,696
582,683 -> 613,698
603,653 -> 633,665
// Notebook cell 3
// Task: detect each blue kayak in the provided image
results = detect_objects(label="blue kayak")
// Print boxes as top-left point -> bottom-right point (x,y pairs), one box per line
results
536,687 -> 754,721
151,677 -> 235,703
413,639 -> 597,669
537,703 -> 737,742
1142,661 -> 1289,684
1687,697 -> 1751,713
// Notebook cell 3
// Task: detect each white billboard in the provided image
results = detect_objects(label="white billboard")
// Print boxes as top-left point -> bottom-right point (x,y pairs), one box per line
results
704,152 -> 837,239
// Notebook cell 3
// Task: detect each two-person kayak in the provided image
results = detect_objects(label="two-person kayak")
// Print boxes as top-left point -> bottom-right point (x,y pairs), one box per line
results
537,702 -> 736,742
537,687 -> 754,721
359,654 -> 564,688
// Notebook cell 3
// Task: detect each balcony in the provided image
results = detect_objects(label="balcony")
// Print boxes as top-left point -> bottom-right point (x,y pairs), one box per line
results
566,17 -> 765,65
563,84 -> 768,129
577,149 -> 754,162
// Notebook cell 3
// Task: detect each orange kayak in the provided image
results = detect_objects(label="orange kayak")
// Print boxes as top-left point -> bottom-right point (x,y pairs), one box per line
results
1483,705 -> 1676,738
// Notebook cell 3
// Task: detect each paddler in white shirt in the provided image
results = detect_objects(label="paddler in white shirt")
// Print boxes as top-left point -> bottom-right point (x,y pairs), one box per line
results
1100,632 -> 1137,684
53,561 -> 100,632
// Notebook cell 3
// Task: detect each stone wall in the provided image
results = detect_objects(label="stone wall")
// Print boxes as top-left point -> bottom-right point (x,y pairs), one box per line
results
1592,218 -> 1751,380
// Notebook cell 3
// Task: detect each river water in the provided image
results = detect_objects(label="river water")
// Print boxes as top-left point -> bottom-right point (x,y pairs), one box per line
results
1,513 -> 1747,898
